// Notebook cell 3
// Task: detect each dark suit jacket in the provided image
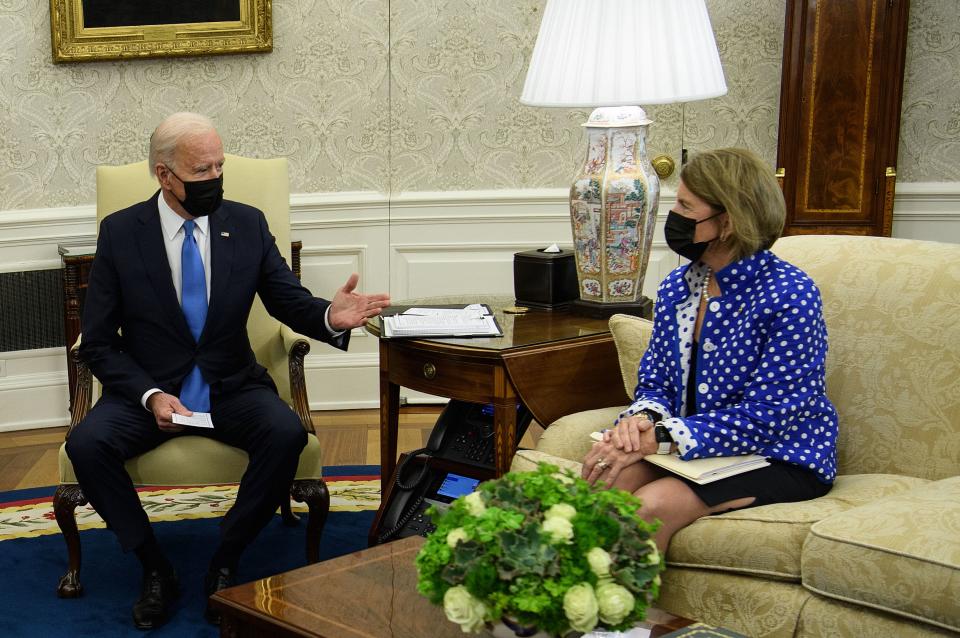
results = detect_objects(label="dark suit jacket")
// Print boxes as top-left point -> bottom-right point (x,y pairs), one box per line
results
79,192 -> 349,405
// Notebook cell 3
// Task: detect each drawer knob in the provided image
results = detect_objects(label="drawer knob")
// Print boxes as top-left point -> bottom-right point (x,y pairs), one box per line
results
423,363 -> 437,379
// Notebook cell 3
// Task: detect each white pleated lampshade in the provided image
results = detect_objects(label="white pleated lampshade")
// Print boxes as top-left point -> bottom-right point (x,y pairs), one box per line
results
520,0 -> 728,107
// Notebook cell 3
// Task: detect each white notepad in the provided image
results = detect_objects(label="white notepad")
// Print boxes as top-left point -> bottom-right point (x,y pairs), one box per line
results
172,412 -> 215,429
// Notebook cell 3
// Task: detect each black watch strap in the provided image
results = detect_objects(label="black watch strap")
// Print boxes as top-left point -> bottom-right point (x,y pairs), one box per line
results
654,424 -> 673,455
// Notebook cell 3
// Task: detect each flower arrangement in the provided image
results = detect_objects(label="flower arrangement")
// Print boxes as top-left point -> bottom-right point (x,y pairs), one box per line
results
415,463 -> 663,636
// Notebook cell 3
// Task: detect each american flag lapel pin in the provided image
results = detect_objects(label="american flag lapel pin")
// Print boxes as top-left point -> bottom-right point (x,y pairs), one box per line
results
220,231 -> 230,238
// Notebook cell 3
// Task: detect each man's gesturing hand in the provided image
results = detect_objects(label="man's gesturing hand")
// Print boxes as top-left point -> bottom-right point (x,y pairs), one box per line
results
328,273 -> 391,331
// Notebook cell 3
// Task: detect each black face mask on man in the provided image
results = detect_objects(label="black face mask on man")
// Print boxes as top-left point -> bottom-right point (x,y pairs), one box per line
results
664,210 -> 726,262
165,166 -> 224,218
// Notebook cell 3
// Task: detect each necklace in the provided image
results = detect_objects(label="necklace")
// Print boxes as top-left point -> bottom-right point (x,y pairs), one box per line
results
701,269 -> 713,302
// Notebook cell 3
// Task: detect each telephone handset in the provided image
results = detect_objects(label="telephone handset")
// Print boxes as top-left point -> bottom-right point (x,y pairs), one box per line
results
374,400 -> 533,544
376,460 -> 479,543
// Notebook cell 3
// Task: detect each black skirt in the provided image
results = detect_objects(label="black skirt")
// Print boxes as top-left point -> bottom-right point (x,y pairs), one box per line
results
675,460 -> 832,509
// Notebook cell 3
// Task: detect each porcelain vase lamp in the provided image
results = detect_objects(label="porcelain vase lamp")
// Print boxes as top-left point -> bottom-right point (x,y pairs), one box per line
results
570,106 -> 658,317
520,0 -> 728,318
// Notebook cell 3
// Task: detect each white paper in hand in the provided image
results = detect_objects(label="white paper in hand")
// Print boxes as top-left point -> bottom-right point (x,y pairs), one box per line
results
172,412 -> 215,429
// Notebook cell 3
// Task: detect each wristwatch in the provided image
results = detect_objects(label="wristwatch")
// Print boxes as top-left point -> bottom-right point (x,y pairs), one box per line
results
638,409 -> 661,423
654,424 -> 673,455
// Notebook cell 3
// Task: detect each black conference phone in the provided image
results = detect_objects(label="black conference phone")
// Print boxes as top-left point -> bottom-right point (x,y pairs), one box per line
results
373,400 -> 533,544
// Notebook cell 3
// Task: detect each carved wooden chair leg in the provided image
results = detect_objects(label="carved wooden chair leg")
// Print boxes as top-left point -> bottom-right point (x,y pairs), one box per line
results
280,498 -> 300,526
290,479 -> 330,564
53,484 -> 88,598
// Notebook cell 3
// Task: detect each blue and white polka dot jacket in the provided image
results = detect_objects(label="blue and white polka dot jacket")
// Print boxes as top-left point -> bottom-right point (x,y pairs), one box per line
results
621,250 -> 839,483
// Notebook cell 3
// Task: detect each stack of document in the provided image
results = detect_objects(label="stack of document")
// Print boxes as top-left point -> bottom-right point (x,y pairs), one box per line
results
382,305 -> 502,338
642,453 -> 769,484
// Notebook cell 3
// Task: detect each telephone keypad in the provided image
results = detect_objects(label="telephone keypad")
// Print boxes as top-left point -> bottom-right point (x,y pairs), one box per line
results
397,501 -> 440,539
450,429 -> 495,466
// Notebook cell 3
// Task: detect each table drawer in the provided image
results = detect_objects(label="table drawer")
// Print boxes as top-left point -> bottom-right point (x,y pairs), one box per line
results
387,348 -> 493,400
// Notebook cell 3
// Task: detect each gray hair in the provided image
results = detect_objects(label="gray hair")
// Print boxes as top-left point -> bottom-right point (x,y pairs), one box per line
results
148,112 -> 216,177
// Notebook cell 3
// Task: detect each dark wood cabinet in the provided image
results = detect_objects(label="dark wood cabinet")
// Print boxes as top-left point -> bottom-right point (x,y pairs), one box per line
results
776,0 -> 911,236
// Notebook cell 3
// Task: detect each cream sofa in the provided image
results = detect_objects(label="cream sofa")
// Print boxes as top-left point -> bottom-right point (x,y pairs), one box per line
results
512,235 -> 960,637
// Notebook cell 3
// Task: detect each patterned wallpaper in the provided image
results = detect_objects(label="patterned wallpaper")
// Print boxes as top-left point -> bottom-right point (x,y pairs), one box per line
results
0,0 -> 956,212
897,0 -> 960,182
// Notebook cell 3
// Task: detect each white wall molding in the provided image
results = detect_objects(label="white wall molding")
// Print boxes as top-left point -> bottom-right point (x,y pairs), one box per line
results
0,349 -> 70,432
891,182 -> 960,241
0,416 -> 72,433
304,352 -> 378,371
0,204 -> 97,272
0,370 -> 66,392
892,182 -> 960,220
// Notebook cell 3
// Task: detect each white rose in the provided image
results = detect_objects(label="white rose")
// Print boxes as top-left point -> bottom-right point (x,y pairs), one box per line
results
541,516 -> 574,544
443,585 -> 488,633
647,548 -> 660,565
552,472 -> 575,485
596,581 -> 636,625
446,527 -> 469,548
586,547 -> 612,577
563,583 -> 599,633
544,503 -> 577,521
463,491 -> 486,516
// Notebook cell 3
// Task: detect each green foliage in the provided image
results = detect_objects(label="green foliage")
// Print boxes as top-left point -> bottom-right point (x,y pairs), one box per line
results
415,463 -> 664,636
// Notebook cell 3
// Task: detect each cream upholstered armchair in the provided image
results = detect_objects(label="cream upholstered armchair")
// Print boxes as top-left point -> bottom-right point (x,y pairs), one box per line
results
54,155 -> 330,598
512,235 -> 960,638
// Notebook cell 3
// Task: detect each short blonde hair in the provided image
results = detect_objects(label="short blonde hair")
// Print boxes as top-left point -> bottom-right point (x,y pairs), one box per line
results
148,112 -> 216,177
680,148 -> 785,260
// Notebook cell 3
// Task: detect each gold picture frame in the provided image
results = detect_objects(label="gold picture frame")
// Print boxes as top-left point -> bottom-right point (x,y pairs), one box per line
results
50,0 -> 272,63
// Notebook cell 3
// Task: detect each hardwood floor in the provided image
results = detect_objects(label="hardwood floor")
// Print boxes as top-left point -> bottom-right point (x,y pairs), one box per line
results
0,407 -> 543,491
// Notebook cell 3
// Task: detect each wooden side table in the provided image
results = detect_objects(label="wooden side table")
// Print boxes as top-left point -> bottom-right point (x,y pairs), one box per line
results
366,297 -> 630,494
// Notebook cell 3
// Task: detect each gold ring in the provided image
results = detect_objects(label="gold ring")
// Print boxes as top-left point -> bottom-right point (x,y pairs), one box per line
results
596,460 -> 609,471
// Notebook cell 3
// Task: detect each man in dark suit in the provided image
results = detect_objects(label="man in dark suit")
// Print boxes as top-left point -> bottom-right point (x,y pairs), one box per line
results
67,112 -> 390,629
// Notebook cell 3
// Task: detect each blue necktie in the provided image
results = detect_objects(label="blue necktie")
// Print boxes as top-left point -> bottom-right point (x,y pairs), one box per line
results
180,220 -> 210,412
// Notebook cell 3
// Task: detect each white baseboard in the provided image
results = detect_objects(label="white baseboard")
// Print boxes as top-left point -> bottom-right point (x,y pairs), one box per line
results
1,183 -> 958,431
0,350 -> 71,432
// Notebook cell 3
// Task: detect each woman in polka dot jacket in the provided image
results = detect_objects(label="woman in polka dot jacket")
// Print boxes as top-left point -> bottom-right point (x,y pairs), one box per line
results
582,148 -> 839,551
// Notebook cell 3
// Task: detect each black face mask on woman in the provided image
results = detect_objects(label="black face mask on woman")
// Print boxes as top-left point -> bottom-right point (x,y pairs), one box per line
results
664,210 -> 725,262
166,166 -> 224,218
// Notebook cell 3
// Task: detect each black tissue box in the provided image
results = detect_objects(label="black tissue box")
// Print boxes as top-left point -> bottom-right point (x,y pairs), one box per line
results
513,248 -> 579,310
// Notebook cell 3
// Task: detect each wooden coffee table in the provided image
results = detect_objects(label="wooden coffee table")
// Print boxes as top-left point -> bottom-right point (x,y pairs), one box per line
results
211,536 -> 693,637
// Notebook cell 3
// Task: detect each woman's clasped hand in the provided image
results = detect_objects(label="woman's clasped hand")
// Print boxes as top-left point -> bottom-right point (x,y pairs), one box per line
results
582,414 -> 657,486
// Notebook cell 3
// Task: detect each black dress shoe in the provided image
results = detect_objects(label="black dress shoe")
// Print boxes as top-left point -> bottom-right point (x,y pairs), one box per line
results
132,568 -> 179,630
204,566 -> 237,625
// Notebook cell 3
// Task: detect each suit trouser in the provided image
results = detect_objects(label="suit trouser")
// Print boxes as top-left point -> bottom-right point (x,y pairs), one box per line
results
65,384 -> 307,559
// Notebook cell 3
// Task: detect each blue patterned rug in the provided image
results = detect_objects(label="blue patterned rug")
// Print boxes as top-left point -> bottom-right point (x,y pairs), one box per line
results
0,466 -> 379,637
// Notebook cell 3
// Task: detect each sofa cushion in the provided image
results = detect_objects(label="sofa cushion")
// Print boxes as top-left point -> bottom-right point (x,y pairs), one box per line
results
512,448 -> 928,581
802,476 -> 960,632
608,314 -> 654,397
797,595 -> 960,638
59,433 -> 324,486
533,406 -> 627,462
511,448 -> 584,475
659,567 -> 810,638
667,473 -> 927,580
